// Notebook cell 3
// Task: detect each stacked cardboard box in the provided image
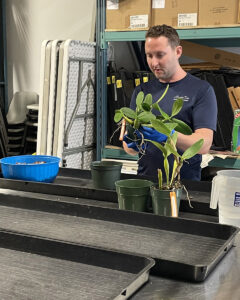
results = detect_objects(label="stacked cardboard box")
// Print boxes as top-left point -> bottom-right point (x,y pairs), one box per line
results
152,0 -> 198,28
106,0 -> 151,30
228,87 -> 240,112
106,0 -> 240,30
199,0 -> 240,26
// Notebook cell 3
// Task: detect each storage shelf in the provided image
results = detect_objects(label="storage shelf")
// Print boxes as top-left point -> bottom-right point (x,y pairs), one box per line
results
103,26 -> 240,47
96,0 -> 240,160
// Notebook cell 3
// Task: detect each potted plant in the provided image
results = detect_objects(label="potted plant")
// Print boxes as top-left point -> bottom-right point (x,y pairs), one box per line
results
114,86 -> 203,216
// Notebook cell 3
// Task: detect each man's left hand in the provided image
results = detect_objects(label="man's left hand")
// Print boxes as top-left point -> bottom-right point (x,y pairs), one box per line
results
138,126 -> 170,143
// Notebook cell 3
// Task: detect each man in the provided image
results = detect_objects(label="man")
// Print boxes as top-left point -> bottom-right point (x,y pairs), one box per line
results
123,24 -> 217,181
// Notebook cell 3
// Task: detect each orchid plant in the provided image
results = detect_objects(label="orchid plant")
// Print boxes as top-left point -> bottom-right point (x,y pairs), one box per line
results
114,85 -> 204,190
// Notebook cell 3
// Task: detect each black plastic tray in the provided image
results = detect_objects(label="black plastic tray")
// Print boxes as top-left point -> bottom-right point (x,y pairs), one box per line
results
0,168 -> 217,216
0,229 -> 154,299
0,192 -> 237,282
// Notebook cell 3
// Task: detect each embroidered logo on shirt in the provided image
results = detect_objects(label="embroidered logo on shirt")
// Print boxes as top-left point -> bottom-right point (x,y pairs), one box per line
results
173,95 -> 189,102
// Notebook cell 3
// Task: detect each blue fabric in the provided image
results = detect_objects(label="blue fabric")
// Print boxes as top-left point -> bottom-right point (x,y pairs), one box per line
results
130,73 -> 217,181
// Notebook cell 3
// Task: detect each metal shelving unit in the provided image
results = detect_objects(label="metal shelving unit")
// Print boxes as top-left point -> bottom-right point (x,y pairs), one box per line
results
0,0 -> 7,113
96,0 -> 240,159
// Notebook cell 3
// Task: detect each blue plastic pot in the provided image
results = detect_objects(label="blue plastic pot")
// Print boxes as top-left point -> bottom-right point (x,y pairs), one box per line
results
0,155 -> 60,183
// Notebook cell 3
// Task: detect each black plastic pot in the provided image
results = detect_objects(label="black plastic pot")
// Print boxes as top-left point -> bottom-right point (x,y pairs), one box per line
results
91,161 -> 122,190
151,186 -> 182,217
115,179 -> 153,212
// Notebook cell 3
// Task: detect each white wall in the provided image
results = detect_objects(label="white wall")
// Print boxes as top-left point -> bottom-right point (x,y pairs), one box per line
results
6,0 -> 96,104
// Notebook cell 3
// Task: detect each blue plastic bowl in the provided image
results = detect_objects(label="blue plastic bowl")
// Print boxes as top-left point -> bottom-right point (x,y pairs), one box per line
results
0,155 -> 61,183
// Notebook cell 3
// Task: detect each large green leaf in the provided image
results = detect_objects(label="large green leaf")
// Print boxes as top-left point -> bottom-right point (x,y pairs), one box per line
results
164,122 -> 178,132
136,91 -> 144,109
169,131 -> 178,146
181,139 -> 204,160
172,118 -> 192,135
114,110 -> 123,123
164,141 -> 172,157
158,106 -> 170,120
138,111 -> 156,123
164,143 -> 180,158
143,94 -> 152,106
146,139 -> 167,157
171,98 -> 183,117
152,102 -> 161,113
151,119 -> 172,136
141,103 -> 151,111
120,107 -> 136,119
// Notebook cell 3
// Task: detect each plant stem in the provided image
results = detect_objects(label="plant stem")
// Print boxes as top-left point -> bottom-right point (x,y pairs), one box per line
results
169,136 -> 181,187
156,84 -> 169,104
158,169 -> 163,190
123,116 -> 134,125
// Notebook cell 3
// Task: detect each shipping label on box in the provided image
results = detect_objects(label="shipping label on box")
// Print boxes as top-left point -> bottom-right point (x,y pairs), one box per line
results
178,13 -> 197,27
130,15 -> 149,29
152,0 -> 165,9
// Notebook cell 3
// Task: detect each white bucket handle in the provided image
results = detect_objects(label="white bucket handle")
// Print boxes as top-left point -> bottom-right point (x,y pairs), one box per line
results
210,175 -> 223,209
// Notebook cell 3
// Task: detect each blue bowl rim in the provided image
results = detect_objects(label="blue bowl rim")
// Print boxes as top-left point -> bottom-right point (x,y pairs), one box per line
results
0,155 -> 61,166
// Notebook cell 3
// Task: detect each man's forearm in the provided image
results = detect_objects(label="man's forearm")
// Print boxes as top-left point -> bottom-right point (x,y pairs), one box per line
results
176,128 -> 213,154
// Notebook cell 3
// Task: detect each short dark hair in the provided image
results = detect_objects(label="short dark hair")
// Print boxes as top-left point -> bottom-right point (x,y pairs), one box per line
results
146,24 -> 180,48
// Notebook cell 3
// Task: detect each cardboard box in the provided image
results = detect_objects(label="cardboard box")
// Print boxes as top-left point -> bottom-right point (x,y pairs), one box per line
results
152,0 -> 198,28
181,40 -> 240,69
106,0 -> 151,30
199,0 -> 240,26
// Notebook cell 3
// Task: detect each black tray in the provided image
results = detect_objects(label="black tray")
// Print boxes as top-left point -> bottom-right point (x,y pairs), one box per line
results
0,229 -> 154,299
0,192 -> 237,282
0,168 -> 217,216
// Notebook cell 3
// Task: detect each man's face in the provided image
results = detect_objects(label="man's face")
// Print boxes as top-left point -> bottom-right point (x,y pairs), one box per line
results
145,36 -> 182,82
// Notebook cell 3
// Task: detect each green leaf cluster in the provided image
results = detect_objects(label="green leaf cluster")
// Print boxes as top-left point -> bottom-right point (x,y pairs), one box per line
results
114,91 -> 156,129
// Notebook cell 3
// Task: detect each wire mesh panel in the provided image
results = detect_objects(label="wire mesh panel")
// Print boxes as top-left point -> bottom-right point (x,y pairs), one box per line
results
38,40 -> 96,169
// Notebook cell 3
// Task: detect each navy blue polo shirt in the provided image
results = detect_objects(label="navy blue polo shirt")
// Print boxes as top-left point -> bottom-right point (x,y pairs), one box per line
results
130,73 -> 217,181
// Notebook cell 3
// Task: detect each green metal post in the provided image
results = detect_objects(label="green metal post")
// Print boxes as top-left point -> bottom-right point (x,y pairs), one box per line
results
96,0 -> 108,160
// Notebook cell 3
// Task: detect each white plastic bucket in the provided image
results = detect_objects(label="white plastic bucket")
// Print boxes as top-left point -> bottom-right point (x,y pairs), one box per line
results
210,170 -> 240,227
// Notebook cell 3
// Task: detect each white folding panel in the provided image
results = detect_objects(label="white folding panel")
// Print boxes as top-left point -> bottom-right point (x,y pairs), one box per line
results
52,40 -> 96,169
46,40 -> 62,155
37,40 -> 52,155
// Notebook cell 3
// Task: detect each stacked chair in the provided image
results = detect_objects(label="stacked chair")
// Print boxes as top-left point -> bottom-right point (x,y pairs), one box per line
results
0,109 -> 8,158
6,91 -> 39,156
22,104 -> 39,154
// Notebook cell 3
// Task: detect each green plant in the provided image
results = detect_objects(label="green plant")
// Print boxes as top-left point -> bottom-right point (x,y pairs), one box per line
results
114,86 -> 204,190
